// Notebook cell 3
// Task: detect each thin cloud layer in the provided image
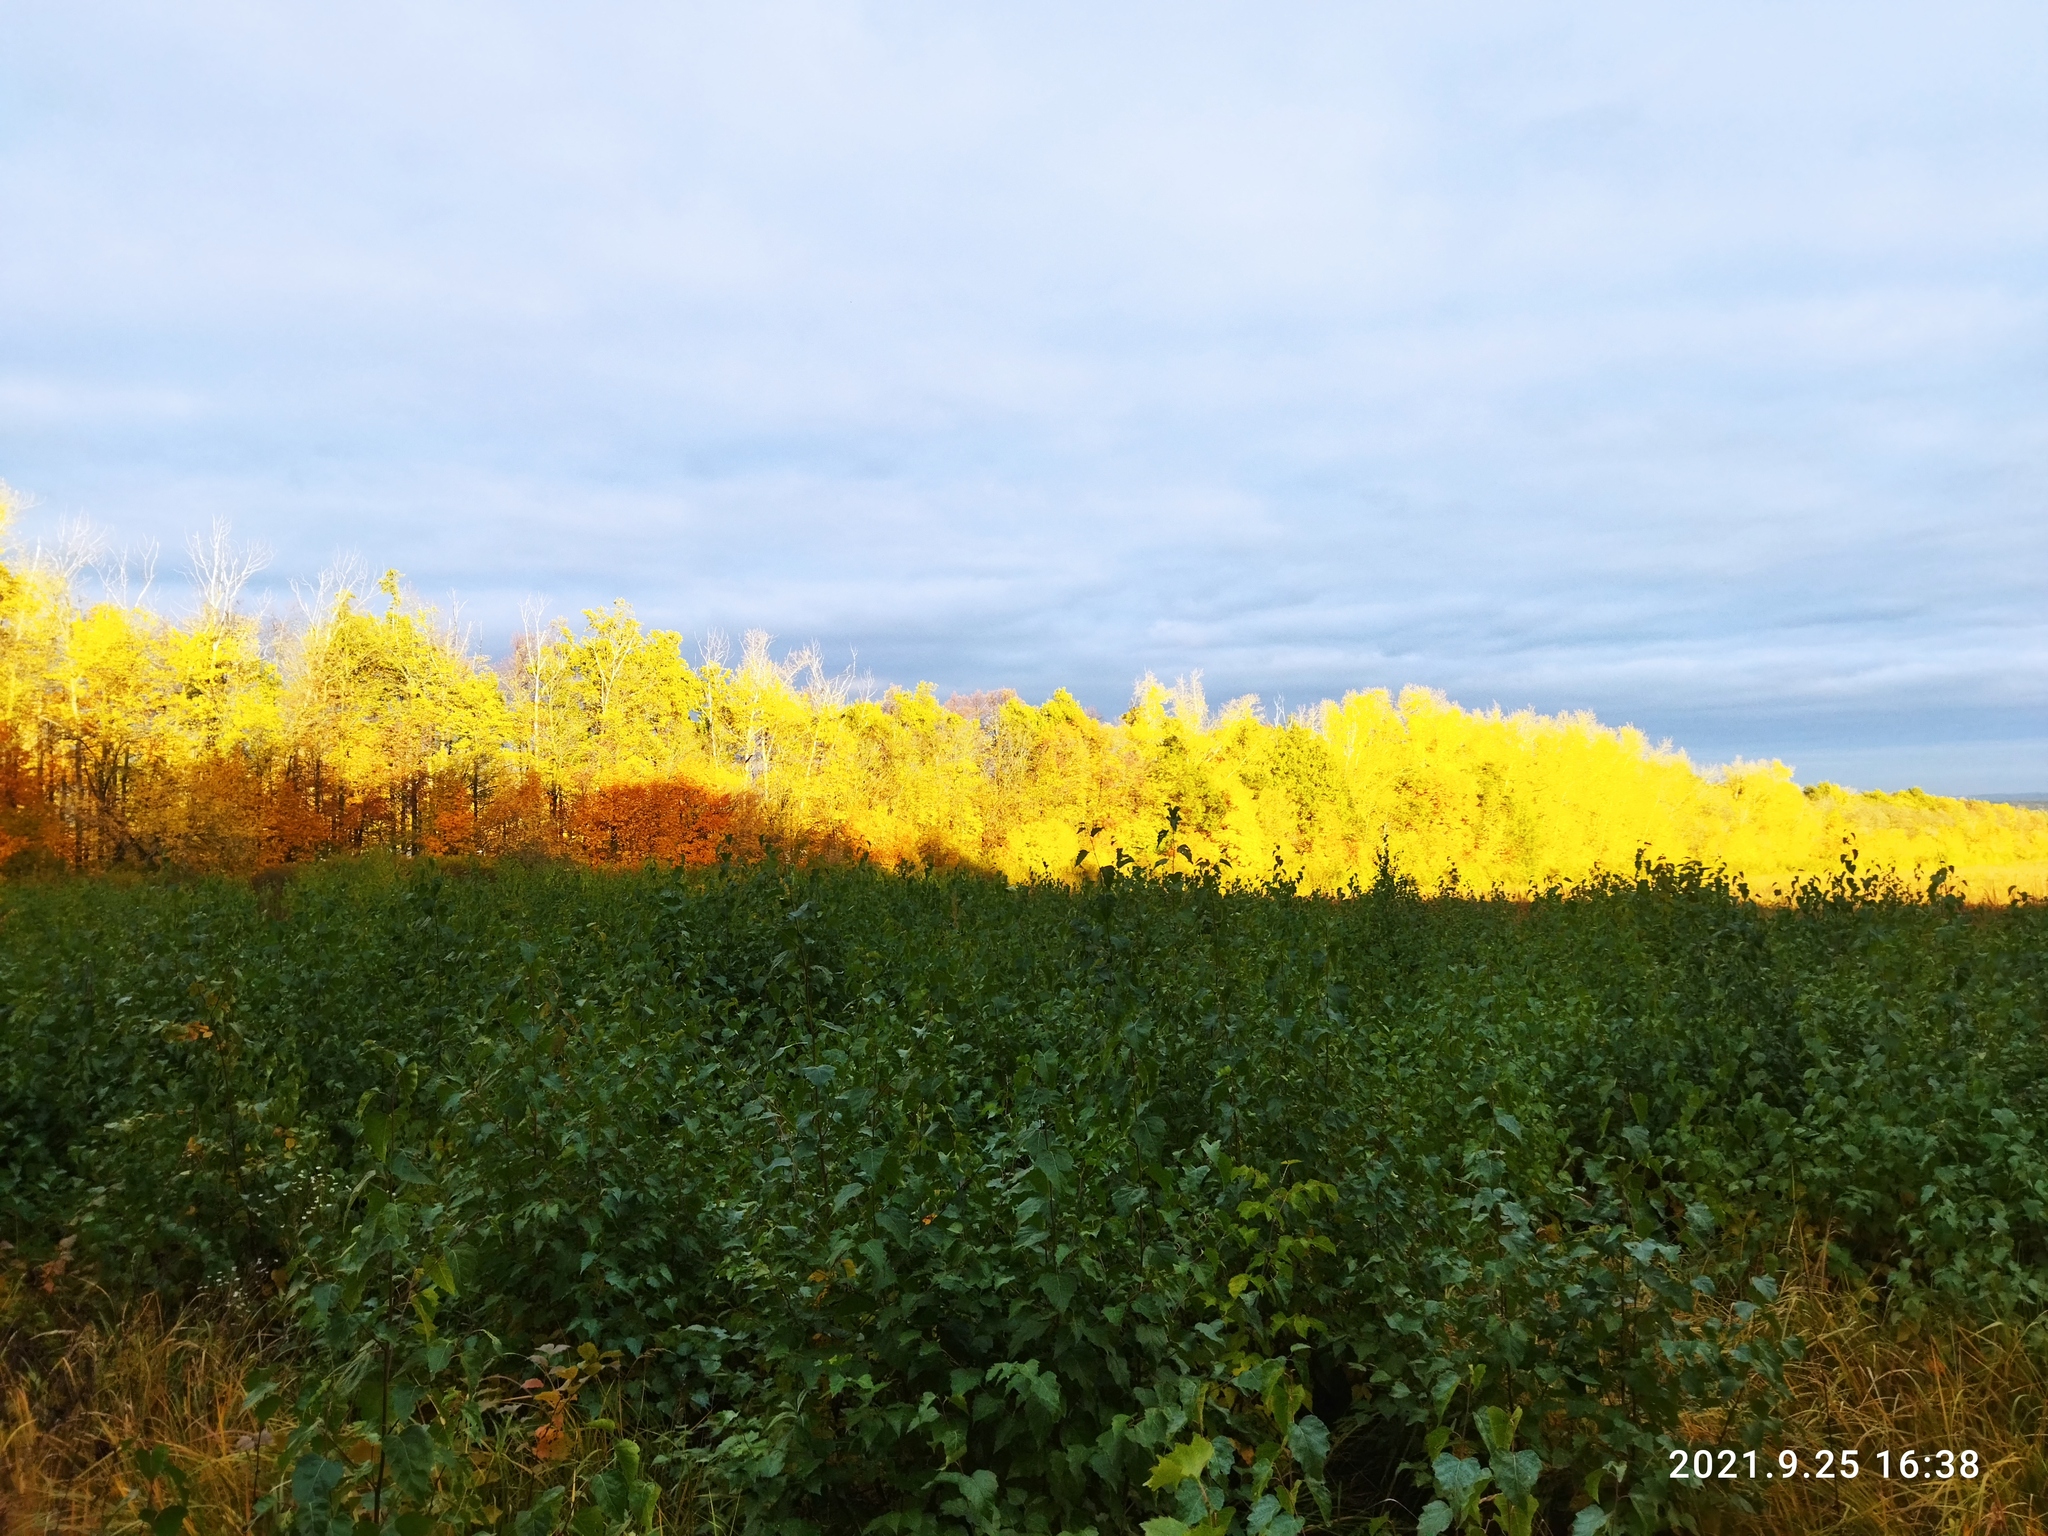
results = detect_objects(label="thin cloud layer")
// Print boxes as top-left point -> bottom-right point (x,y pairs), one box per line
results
2,2 -> 2043,792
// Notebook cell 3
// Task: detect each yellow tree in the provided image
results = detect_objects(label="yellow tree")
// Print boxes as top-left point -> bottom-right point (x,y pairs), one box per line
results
281,571 -> 514,852
0,488 -> 72,866
544,600 -> 706,784
159,522 -> 282,761
981,689 -> 1142,880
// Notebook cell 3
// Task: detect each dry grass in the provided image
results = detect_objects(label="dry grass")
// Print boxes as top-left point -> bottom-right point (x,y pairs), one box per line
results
0,1270 -> 284,1536
5,1254 -> 2044,1535
0,1272 -> 729,1536
1706,1245 -> 2048,1536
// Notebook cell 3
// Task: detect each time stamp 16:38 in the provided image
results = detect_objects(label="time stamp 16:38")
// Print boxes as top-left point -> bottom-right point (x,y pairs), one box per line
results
1671,1448 -> 1980,1482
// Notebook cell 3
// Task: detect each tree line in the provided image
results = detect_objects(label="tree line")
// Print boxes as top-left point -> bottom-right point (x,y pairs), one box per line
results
4,498 -> 2044,895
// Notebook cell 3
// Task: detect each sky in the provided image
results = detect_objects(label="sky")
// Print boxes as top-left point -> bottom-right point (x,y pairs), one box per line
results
3,2 -> 2044,795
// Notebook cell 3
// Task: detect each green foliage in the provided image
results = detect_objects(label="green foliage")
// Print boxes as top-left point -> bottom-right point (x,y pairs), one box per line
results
3,851 -> 2044,1534
126,1441 -> 196,1536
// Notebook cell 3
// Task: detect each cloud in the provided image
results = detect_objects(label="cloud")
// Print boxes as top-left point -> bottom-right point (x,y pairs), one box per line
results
2,0 -> 2043,793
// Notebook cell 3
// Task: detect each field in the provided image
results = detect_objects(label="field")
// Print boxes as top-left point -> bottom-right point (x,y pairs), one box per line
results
4,855 -> 2046,1535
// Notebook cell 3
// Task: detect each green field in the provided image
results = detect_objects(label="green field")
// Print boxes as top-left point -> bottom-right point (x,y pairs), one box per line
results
4,857 -> 2045,1534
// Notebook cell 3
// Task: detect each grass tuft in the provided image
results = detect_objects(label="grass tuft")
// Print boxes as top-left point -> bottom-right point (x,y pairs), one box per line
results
1740,1243 -> 2048,1535
0,1272 -> 281,1535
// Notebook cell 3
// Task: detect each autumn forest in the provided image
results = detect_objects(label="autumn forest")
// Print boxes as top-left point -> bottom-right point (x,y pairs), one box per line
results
4,497 -> 2045,896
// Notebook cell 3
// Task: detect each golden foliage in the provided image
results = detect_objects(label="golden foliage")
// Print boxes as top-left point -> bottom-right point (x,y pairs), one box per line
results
2,513 -> 2044,894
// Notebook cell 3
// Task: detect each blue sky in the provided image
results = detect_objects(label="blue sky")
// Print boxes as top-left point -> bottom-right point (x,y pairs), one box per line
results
4,2 -> 2044,793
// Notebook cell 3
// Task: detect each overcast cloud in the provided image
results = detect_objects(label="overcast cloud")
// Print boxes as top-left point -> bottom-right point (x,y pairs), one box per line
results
3,2 -> 2044,792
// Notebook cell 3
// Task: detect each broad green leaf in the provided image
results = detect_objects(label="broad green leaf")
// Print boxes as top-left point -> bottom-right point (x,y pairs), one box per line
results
241,1371 -> 283,1424
1039,1272 -> 1078,1312
1145,1438 -> 1217,1490
290,1455 -> 345,1517
1432,1452 -> 1491,1512
1494,1448 -> 1543,1505
513,1486 -> 566,1536
384,1424 -> 437,1503
1286,1415 -> 1329,1482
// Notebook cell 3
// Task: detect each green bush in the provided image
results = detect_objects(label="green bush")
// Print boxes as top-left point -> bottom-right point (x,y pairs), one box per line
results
3,853 -> 2042,1534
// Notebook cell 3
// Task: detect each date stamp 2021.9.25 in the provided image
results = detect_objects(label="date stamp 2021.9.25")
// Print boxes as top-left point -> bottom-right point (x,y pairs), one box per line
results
1670,1446 -> 1981,1483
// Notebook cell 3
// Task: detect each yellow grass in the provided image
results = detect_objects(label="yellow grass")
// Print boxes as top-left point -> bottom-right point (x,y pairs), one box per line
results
0,1270 -> 732,1536
1707,1244 -> 2048,1536
0,1273 -> 281,1535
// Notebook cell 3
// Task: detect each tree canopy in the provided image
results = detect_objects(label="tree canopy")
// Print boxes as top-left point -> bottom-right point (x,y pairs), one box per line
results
4,501 -> 2044,896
